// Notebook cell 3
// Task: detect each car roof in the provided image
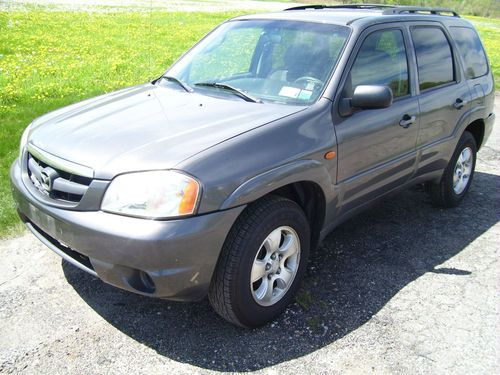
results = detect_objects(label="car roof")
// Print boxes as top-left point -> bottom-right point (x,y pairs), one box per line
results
233,6 -> 473,29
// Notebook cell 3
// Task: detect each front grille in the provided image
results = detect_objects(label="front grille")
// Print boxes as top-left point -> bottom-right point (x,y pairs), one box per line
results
27,152 -> 93,203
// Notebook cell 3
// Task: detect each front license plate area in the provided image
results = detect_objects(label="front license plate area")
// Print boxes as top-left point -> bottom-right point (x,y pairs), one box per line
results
28,202 -> 58,240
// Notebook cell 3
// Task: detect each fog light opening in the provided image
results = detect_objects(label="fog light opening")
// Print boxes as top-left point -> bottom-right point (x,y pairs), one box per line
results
139,270 -> 156,293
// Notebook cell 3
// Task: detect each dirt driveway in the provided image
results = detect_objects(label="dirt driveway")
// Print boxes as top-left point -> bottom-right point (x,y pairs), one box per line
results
1,94 -> 499,374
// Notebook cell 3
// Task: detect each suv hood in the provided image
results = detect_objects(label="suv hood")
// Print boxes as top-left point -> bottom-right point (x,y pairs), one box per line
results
29,83 -> 304,179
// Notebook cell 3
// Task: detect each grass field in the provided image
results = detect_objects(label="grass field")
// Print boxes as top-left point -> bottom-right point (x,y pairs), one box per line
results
0,11 -> 240,237
0,10 -> 499,237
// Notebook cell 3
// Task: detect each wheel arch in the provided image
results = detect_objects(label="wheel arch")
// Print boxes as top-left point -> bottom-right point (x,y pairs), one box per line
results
220,159 -> 332,250
268,181 -> 326,251
464,119 -> 485,150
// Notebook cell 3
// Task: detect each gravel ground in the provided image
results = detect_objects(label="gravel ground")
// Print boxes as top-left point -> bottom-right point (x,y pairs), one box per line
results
0,95 -> 499,374
0,0 -> 300,12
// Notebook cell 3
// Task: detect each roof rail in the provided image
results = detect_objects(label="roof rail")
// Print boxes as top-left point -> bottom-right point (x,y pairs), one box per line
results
284,4 -> 460,17
382,6 -> 459,17
284,4 -> 395,11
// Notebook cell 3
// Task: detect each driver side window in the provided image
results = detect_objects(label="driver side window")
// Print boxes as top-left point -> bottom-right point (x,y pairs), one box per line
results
345,29 -> 409,98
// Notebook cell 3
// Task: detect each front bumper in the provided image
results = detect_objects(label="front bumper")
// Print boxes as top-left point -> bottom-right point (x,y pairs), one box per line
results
10,159 -> 245,301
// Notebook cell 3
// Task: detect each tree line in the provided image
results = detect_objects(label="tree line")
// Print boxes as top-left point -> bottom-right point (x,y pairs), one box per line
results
340,0 -> 500,17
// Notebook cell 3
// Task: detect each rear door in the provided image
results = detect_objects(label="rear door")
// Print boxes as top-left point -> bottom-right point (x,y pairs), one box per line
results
408,23 -> 472,177
334,24 -> 419,214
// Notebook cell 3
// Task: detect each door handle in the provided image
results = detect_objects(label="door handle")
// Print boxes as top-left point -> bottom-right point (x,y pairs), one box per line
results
453,98 -> 467,110
399,114 -> 416,128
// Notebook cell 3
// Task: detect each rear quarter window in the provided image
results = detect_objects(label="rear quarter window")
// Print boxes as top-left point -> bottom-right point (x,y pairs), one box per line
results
450,26 -> 489,79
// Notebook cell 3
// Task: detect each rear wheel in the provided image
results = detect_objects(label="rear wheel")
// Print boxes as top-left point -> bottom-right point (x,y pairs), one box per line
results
208,196 -> 310,328
429,131 -> 477,207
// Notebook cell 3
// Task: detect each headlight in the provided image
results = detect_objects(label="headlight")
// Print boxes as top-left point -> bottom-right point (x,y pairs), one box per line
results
101,171 -> 200,219
19,123 -> 32,158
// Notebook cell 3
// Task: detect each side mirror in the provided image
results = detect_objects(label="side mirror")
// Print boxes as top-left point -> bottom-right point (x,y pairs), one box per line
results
351,85 -> 393,109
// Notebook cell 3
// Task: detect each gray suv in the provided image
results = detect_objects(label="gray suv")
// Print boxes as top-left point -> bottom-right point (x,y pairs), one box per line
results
10,4 -> 495,327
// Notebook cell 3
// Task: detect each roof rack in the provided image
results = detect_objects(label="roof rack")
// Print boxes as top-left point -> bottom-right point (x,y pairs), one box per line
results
382,6 -> 459,17
285,4 -> 395,11
284,4 -> 460,17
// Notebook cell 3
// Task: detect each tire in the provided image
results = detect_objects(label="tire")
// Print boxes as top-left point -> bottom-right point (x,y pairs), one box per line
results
429,131 -> 477,207
208,195 -> 310,328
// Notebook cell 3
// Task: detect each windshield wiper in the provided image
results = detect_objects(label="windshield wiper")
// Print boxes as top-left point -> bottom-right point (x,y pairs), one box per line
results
161,75 -> 193,92
194,82 -> 262,103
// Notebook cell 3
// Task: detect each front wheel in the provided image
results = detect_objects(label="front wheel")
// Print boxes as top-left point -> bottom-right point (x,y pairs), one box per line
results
429,131 -> 477,207
208,196 -> 310,328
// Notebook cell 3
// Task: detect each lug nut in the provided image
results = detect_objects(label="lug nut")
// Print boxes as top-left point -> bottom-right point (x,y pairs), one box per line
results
265,263 -> 271,271
277,268 -> 281,274
278,254 -> 283,260
268,273 -> 273,279
271,253 -> 276,260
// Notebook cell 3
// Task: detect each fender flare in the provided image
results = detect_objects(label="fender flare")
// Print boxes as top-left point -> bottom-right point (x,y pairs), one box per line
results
220,159 -> 333,210
453,105 -> 485,139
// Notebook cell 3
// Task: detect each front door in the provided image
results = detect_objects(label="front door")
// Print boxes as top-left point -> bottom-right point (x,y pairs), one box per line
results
334,25 -> 419,214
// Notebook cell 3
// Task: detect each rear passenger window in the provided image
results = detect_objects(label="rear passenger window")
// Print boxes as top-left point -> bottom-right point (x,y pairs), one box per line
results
450,27 -> 488,79
411,27 -> 455,91
347,29 -> 409,98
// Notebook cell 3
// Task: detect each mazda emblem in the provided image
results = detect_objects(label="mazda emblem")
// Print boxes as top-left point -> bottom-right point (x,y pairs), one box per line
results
39,167 -> 58,192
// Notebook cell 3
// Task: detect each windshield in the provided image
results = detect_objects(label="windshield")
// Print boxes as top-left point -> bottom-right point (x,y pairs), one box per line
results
165,19 -> 350,105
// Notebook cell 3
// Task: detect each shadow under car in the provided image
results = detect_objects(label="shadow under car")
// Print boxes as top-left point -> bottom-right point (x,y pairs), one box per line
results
62,171 -> 500,372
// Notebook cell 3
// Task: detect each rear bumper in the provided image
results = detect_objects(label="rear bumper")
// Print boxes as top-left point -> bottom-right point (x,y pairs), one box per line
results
10,159 -> 244,301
